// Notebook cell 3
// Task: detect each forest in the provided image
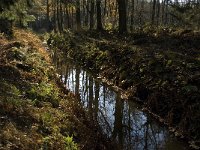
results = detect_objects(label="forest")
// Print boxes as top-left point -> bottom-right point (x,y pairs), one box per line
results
0,0 -> 200,149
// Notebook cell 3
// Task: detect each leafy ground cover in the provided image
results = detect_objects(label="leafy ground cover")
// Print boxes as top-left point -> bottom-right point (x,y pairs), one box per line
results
49,28 -> 200,148
0,29 -> 114,150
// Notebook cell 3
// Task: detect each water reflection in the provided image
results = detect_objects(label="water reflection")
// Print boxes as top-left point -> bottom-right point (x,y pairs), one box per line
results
58,63 -> 188,150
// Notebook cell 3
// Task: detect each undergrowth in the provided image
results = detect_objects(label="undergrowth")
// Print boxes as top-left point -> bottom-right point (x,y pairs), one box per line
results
0,29 -> 112,150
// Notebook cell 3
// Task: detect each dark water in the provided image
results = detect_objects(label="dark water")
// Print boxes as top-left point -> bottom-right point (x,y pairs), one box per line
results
58,62 -> 188,150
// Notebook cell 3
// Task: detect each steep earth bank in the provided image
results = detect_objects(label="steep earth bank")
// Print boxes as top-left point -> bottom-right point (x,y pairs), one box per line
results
0,29 -> 114,150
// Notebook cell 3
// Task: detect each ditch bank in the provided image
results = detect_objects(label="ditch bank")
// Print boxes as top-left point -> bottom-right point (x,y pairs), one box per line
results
0,29 -> 114,150
49,29 -> 200,149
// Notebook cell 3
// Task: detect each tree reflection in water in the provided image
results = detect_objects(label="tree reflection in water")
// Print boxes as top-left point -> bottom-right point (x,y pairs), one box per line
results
58,63 -> 188,150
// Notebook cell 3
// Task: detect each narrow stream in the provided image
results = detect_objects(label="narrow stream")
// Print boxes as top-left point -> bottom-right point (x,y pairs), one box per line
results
57,62 -> 188,150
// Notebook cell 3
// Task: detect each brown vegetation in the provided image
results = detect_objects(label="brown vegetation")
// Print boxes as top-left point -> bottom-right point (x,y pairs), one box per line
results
0,29 -> 114,150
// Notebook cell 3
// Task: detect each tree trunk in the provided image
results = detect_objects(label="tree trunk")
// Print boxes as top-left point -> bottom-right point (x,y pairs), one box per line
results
89,76 -> 93,116
75,68 -> 80,99
53,0 -> 57,32
85,1 -> 89,28
66,6 -> 70,28
56,0 -> 61,32
117,0 -> 127,33
164,0 -> 168,25
94,81 -> 99,120
90,0 -> 95,30
71,7 -> 74,29
152,0 -> 156,24
96,0 -> 103,30
46,0 -> 51,31
82,0 -> 86,28
59,0 -> 63,32
139,0 -> 144,26
161,0 -> 165,25
112,95 -> 124,149
76,0 -> 82,30
104,0 -> 107,16
130,0 -> 135,31
156,0 -> 160,26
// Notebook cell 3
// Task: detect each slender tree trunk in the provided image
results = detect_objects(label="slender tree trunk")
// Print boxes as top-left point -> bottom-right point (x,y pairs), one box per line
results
75,68 -> 80,99
66,6 -> 70,28
94,81 -> 99,120
139,0 -> 144,26
90,0 -> 95,29
152,0 -> 156,24
130,0 -> 135,31
76,0 -> 82,30
164,0 -> 168,25
104,0 -> 107,16
111,2 -> 117,29
46,0 -> 51,31
56,0 -> 61,32
96,0 -> 103,30
112,95 -> 124,149
117,0 -> 127,33
63,5 -> 66,28
85,1 -> 89,28
89,76 -> 93,116
82,0 -> 86,27
72,7 -> 74,29
60,0 -> 63,32
53,0 -> 57,32
161,0 -> 165,25
109,0 -> 112,17
156,0 -> 160,26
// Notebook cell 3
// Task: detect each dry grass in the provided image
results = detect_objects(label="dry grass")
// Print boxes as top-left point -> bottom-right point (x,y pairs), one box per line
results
13,28 -> 50,62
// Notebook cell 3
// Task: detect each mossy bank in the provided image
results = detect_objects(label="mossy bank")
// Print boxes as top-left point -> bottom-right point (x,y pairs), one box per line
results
0,29 -> 114,150
49,29 -> 200,148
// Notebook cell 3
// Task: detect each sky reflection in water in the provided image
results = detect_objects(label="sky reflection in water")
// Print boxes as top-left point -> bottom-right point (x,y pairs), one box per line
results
59,64 -> 187,150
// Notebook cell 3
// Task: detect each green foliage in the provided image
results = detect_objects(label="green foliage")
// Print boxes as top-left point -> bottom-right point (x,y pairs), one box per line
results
42,112 -> 53,126
27,82 -> 59,107
0,0 -> 35,27
42,135 -> 78,150
5,44 -> 60,108
42,136 -> 52,150
96,51 -> 108,66
64,136 -> 78,150
48,30 -> 75,47
104,23 -> 113,31
0,81 -> 23,107
7,47 -> 26,61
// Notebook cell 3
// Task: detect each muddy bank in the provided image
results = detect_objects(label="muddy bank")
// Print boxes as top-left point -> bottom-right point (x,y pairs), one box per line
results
0,29 -> 115,150
49,29 -> 200,148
